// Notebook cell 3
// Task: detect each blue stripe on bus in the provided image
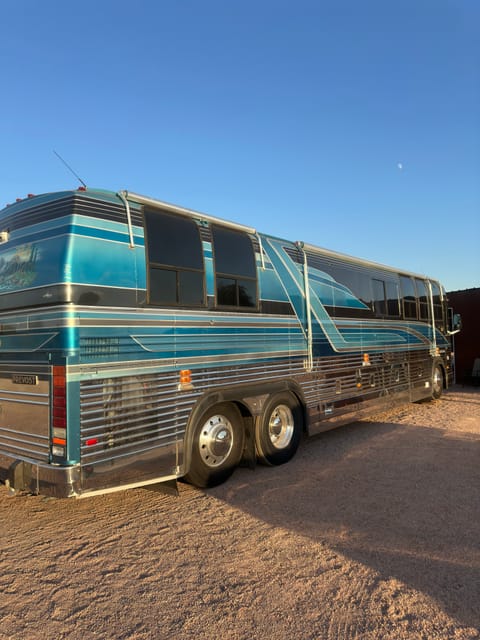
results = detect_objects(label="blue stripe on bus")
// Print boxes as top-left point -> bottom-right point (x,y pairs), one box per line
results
11,223 -> 144,247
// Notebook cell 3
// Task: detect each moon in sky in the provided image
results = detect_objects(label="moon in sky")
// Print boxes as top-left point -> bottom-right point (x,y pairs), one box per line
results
397,162 -> 403,170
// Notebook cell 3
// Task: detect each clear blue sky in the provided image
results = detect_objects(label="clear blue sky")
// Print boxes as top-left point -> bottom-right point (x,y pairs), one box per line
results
1,0 -> 478,291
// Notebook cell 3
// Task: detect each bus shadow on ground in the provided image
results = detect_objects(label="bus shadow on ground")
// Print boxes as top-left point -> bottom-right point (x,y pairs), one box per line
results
211,417 -> 480,631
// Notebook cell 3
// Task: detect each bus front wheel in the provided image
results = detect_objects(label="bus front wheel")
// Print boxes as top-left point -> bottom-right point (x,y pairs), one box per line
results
255,392 -> 303,466
184,403 -> 244,488
432,364 -> 444,400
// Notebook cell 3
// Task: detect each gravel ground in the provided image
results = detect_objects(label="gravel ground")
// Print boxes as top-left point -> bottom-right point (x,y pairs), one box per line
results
1,386 -> 479,640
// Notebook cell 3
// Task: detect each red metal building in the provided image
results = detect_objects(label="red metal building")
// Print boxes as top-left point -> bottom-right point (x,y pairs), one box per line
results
447,288 -> 480,385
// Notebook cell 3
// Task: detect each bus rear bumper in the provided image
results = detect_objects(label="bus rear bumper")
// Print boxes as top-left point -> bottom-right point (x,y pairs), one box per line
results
0,454 -> 80,498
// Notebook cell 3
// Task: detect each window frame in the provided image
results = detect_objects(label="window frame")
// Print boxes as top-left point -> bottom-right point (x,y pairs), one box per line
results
414,278 -> 430,321
211,224 -> 258,311
430,280 -> 446,331
144,207 -> 206,308
372,278 -> 387,316
400,275 -> 418,320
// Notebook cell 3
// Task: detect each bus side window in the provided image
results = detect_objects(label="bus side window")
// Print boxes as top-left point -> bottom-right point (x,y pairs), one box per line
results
400,275 -> 417,319
211,225 -> 257,309
326,262 -> 373,311
373,278 -> 401,318
431,281 -> 445,331
144,208 -> 206,307
386,280 -> 400,317
415,278 -> 429,320
372,278 -> 386,316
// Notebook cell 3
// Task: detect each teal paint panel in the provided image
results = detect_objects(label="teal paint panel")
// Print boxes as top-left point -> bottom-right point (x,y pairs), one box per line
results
67,234 -> 138,289
0,332 -> 58,352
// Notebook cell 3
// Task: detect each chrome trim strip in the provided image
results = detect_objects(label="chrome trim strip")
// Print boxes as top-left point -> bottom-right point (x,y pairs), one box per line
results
121,190 -> 257,235
77,474 -> 178,498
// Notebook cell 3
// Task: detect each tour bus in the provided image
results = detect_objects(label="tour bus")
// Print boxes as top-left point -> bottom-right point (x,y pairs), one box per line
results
0,188 -> 460,497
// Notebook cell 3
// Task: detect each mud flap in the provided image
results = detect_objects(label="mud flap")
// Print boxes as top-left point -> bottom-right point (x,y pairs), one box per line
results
240,415 -> 256,469
144,478 -> 179,496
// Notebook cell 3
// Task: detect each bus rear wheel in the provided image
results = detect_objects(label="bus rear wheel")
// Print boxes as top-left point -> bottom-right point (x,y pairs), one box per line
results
184,403 -> 244,488
255,392 -> 303,466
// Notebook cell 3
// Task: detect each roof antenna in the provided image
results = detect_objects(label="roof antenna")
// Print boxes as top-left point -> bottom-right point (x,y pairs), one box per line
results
53,150 -> 87,188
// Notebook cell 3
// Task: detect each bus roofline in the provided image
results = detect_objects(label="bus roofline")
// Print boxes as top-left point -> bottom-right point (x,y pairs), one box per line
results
120,190 -> 257,235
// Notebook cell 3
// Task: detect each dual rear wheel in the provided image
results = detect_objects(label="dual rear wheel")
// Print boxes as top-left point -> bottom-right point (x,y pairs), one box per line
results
255,392 -> 303,466
184,392 -> 303,488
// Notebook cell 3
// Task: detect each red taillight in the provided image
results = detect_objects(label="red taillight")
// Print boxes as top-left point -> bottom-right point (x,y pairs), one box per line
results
52,366 -> 67,454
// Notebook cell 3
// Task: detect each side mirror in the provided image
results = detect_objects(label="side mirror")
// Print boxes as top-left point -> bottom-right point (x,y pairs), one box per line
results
448,308 -> 462,335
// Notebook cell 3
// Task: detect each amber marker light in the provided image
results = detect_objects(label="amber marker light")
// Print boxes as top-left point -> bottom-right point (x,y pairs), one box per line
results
180,370 -> 192,384
178,369 -> 194,391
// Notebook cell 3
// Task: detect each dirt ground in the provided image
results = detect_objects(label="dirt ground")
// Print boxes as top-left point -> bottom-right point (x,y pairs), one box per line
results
0,386 -> 479,640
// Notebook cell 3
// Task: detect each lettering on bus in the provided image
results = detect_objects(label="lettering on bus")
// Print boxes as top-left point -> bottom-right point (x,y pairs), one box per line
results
12,374 -> 38,385
82,337 -> 121,357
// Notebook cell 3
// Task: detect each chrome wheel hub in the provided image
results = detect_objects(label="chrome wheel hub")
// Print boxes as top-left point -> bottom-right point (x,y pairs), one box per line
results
433,368 -> 442,394
199,414 -> 234,467
268,404 -> 294,449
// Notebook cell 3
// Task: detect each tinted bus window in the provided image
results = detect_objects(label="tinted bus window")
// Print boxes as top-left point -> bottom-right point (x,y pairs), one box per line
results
144,209 -> 205,306
212,226 -> 257,309
372,279 -> 386,316
400,275 -> 417,319
328,264 -> 373,310
386,280 -> 400,317
415,278 -> 429,320
373,278 -> 400,317
431,281 -> 445,331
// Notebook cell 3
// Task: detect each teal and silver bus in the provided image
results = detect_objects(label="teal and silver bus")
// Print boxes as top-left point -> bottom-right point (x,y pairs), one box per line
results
0,188 -> 460,497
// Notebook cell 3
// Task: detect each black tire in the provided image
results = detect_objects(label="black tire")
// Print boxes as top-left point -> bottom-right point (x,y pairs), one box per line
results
255,392 -> 303,466
184,403 -> 245,488
431,364 -> 443,400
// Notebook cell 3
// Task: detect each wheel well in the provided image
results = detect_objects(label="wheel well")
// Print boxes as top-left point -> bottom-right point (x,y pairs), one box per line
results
182,383 -> 306,475
236,386 -> 307,433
